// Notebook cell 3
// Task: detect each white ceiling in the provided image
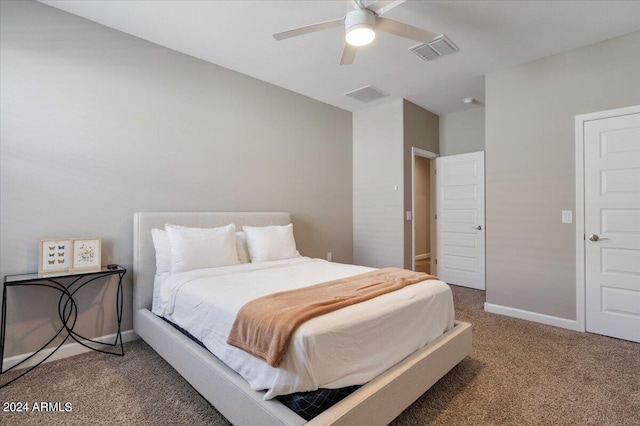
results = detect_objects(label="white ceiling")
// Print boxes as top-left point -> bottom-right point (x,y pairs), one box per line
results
39,1 -> 640,115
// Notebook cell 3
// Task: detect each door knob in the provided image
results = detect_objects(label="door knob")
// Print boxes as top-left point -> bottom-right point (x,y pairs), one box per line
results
473,225 -> 482,230
589,234 -> 599,242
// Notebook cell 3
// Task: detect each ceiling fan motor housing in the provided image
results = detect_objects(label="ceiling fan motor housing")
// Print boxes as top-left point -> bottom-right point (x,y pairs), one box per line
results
345,9 -> 376,45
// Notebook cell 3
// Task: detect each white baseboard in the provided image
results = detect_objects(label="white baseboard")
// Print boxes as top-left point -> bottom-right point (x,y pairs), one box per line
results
3,329 -> 139,371
415,253 -> 431,261
484,303 -> 580,331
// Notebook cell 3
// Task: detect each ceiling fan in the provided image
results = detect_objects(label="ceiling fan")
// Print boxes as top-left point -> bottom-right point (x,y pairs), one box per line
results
272,0 -> 438,65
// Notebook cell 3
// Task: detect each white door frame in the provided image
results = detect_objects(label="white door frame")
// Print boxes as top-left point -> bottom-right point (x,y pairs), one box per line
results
411,147 -> 439,271
574,104 -> 640,333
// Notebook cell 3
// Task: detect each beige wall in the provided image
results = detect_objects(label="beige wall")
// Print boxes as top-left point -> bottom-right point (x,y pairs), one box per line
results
414,156 -> 430,257
485,31 -> 640,320
439,107 -> 485,156
0,1 -> 353,357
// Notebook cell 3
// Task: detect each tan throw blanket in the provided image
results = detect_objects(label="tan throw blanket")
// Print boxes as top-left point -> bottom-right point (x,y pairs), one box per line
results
227,268 -> 438,367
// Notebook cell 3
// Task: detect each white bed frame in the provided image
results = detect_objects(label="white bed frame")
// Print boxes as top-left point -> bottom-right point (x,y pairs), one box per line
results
133,212 -> 472,426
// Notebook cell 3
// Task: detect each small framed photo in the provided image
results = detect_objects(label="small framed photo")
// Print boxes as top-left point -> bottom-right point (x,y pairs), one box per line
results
71,238 -> 102,271
39,239 -> 71,274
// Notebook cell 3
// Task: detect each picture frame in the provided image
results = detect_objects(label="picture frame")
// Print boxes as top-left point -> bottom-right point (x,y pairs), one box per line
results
71,238 -> 102,271
39,239 -> 71,274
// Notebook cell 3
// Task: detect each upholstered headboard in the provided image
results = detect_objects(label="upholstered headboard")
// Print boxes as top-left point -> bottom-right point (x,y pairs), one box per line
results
132,212 -> 292,315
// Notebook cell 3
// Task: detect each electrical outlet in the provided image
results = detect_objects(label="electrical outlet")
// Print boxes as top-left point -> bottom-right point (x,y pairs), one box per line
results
327,252 -> 332,261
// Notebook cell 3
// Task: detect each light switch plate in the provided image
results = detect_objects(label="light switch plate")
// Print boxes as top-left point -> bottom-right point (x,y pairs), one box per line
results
562,210 -> 572,223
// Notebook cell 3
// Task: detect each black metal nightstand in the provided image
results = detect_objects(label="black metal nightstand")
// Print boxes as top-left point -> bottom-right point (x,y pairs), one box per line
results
1,265 -> 126,388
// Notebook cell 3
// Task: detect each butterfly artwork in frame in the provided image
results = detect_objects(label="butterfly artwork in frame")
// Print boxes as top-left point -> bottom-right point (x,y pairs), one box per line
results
39,239 -> 71,274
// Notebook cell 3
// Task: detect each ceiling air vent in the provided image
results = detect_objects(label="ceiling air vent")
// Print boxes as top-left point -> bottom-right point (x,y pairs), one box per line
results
344,85 -> 390,103
409,35 -> 458,61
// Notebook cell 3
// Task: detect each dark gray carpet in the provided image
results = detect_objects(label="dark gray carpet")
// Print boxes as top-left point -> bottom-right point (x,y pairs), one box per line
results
1,285 -> 638,425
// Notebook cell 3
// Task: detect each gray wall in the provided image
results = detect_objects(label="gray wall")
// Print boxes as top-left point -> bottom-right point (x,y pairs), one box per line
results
353,100 -> 404,268
0,1 -> 353,357
439,107 -> 485,156
485,31 -> 640,320
402,100 -> 439,268
353,99 -> 438,269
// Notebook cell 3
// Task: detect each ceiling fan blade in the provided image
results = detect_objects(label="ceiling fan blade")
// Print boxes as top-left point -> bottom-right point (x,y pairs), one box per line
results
368,0 -> 406,16
340,42 -> 358,65
273,18 -> 344,41
376,17 -> 437,44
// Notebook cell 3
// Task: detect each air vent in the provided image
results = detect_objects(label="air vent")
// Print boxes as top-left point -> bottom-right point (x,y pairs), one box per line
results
409,35 -> 458,61
344,85 -> 390,103
409,44 -> 439,61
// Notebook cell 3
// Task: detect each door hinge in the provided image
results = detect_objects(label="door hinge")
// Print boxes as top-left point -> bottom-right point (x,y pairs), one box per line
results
435,213 -> 437,220
435,258 -> 438,265
434,169 -> 437,175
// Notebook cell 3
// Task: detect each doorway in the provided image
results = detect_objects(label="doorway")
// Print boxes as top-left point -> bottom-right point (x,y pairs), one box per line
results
411,148 -> 438,273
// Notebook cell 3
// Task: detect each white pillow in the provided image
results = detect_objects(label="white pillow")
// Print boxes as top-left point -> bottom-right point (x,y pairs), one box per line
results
235,232 -> 250,264
166,224 -> 238,273
243,224 -> 301,263
151,228 -> 171,275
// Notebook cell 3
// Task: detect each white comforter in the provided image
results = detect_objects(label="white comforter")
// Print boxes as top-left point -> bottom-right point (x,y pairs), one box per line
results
154,257 -> 454,399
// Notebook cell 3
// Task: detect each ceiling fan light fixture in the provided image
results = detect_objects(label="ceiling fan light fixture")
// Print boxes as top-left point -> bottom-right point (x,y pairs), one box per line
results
345,9 -> 376,46
346,25 -> 375,46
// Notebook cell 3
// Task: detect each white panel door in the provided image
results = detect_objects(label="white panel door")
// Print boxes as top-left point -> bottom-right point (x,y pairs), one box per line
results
436,152 -> 485,289
585,112 -> 640,343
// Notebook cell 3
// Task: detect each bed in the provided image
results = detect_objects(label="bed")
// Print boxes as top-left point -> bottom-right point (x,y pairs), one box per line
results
133,212 -> 472,426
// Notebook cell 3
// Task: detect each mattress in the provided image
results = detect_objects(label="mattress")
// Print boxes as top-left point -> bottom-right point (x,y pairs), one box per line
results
154,257 -> 454,399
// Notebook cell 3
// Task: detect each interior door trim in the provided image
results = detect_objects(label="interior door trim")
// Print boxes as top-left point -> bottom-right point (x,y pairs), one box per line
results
574,104 -> 640,333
